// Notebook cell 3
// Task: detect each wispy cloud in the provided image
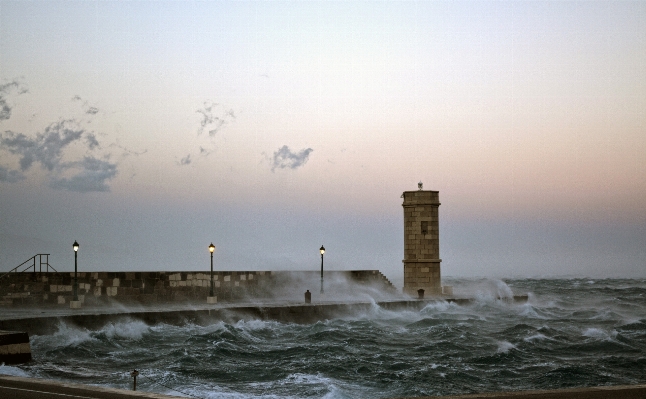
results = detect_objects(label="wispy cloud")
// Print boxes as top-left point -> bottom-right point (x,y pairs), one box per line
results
86,133 -> 100,149
48,156 -> 117,192
0,119 -> 118,192
72,95 -> 100,115
178,101 -> 235,166
196,101 -> 235,137
109,143 -> 148,157
270,145 -> 313,172
0,85 -> 145,192
180,154 -> 191,165
0,165 -> 24,182
0,79 -> 28,121
1,120 -> 84,171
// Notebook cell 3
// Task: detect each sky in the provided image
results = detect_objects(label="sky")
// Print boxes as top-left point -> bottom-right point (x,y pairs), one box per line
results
0,1 -> 644,286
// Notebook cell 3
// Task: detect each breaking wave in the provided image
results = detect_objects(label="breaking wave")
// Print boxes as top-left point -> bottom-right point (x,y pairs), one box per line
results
5,278 -> 646,398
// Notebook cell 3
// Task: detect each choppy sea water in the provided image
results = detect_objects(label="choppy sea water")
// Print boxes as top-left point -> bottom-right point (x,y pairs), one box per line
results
2,278 -> 646,399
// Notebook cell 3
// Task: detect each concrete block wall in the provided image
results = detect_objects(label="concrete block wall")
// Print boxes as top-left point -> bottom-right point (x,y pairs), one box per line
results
0,330 -> 31,364
402,189 -> 442,296
0,270 -> 396,307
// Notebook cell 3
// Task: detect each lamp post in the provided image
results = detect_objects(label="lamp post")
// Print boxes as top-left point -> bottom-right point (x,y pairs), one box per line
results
207,243 -> 217,304
73,240 -> 79,301
69,240 -> 81,309
209,243 -> 215,297
319,245 -> 325,295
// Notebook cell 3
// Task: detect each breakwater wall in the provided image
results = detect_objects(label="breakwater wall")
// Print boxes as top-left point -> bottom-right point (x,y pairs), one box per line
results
399,385 -> 646,399
0,330 -> 31,364
1,376 -> 645,399
0,270 -> 395,307
1,377 -> 645,399
0,298 -> 470,335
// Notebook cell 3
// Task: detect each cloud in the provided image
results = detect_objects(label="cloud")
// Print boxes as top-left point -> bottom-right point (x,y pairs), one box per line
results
0,119 -> 118,192
0,79 -> 28,121
0,165 -> 24,182
109,143 -> 148,157
1,120 -> 85,171
72,95 -> 99,115
48,156 -> 117,192
178,101 -> 235,166
196,101 -> 235,137
270,145 -> 313,172
86,133 -> 100,149
180,154 -> 191,165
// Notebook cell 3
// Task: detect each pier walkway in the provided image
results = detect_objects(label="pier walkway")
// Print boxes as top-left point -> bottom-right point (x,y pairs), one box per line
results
1,375 -> 645,399
0,375 -> 180,398
0,297 -> 482,335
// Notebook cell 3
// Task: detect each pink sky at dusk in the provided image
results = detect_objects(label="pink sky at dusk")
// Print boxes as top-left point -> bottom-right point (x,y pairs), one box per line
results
1,1 -> 644,283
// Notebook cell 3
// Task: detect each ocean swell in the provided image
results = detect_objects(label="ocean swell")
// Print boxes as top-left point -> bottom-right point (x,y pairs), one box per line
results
6,278 -> 645,398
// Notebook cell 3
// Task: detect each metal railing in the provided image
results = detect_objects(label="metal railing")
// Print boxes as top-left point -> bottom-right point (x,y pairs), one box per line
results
0,254 -> 58,280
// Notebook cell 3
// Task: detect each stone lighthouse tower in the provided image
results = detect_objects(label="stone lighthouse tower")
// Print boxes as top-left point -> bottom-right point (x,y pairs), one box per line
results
402,182 -> 441,296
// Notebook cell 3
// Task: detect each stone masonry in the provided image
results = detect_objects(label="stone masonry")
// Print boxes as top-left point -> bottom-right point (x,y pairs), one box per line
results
0,270 -> 395,307
402,187 -> 442,296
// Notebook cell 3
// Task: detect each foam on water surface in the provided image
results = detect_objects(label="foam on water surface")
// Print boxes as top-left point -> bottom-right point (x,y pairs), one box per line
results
10,278 -> 646,398
0,364 -> 31,377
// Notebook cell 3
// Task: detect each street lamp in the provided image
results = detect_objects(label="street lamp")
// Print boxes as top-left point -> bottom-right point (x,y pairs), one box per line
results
207,243 -> 217,304
319,245 -> 325,295
71,240 -> 80,309
209,243 -> 215,297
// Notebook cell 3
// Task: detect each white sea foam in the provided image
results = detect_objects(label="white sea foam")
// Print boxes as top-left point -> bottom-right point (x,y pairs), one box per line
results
17,278 -> 646,399
352,301 -> 423,327
226,319 -> 281,344
495,280 -> 515,299
420,300 -> 452,313
101,320 -> 151,340
582,327 -> 610,339
181,320 -> 229,335
524,333 -> 547,342
497,341 -> 516,353
517,303 -> 543,319
31,322 -> 96,349
196,371 -> 359,399
0,364 -> 30,377
234,318 -> 280,332
30,319 -> 152,352
198,390 -> 275,399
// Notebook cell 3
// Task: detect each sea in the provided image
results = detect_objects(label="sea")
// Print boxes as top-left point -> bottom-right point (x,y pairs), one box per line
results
1,278 -> 645,399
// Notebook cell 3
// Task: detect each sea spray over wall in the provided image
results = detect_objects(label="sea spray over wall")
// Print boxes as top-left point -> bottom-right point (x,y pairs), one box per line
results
11,278 -> 646,398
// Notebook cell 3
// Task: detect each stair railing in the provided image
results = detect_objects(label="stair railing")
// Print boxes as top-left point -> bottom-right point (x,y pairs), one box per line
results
0,254 -> 58,281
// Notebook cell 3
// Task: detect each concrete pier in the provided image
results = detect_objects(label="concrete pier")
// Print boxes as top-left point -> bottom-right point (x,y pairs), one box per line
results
0,299 -> 442,335
392,384 -> 646,398
0,375 -> 644,399
0,330 -> 31,364
0,375 -> 182,398
0,296 -> 527,336
0,270 -> 396,307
